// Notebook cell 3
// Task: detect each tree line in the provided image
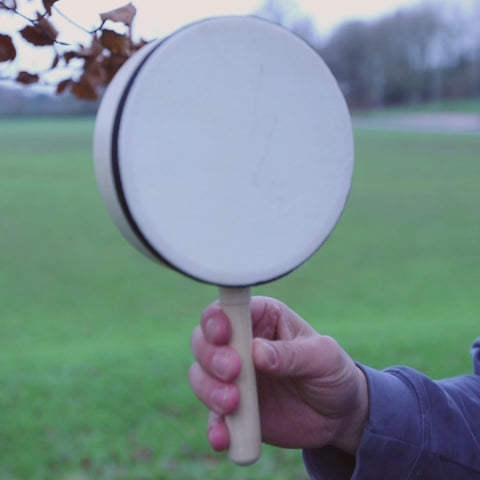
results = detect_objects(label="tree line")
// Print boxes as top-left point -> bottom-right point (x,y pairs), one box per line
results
260,0 -> 480,108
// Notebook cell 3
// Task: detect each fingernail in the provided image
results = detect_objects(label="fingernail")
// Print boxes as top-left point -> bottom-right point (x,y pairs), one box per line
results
256,339 -> 278,369
212,351 -> 230,380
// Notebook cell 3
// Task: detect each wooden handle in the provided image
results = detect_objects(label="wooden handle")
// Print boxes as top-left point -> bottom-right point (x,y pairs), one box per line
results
218,287 -> 261,465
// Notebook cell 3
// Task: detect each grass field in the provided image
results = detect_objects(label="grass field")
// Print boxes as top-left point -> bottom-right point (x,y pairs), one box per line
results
1,116 -> 479,479
357,97 -> 480,115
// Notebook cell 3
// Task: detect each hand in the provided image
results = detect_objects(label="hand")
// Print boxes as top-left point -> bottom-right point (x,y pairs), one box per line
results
189,296 -> 368,455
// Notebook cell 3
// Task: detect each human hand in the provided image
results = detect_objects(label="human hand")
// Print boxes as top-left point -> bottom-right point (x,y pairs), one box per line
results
189,297 -> 368,455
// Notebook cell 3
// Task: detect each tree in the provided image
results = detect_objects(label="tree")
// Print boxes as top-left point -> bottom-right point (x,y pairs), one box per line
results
0,0 -> 148,100
318,20 -> 379,108
319,0 -> 480,107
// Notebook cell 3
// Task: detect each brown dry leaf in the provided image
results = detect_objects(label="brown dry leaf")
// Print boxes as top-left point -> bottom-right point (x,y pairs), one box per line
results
0,34 -> 16,62
20,24 -> 55,46
56,78 -> 72,95
42,0 -> 60,15
62,48 -> 91,64
63,50 -> 79,64
89,37 -> 104,57
101,54 -> 127,83
71,79 -> 99,101
37,16 -> 58,41
100,29 -> 130,56
78,37 -> 104,59
100,3 -> 137,26
83,59 -> 106,88
16,71 -> 40,84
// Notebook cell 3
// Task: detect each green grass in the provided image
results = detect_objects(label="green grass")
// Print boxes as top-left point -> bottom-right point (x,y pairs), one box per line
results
1,117 -> 479,479
356,97 -> 480,116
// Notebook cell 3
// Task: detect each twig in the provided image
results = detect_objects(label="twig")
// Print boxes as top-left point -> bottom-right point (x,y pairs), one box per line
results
0,1 -> 71,46
0,1 -> 36,24
53,5 -> 104,35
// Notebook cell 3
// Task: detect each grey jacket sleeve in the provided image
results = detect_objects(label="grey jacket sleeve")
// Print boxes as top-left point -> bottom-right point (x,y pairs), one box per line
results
303,339 -> 480,480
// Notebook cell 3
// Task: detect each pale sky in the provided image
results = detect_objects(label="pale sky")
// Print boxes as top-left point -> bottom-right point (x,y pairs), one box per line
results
54,0 -> 425,39
0,0 -> 475,85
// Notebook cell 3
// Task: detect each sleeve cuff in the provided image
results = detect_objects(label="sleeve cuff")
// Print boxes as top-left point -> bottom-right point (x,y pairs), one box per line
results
303,364 -> 423,480
352,365 -> 423,479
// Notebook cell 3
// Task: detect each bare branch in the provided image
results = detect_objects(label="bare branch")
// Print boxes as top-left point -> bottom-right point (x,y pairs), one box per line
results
53,5 -> 104,35
0,1 -> 36,23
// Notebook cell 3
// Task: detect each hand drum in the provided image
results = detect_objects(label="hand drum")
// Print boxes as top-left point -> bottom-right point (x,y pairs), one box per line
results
94,16 -> 354,466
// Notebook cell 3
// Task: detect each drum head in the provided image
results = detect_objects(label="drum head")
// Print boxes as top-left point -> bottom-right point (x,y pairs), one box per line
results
94,16 -> 354,287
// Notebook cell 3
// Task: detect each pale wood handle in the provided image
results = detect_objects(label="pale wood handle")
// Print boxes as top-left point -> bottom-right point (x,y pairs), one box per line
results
218,287 -> 262,465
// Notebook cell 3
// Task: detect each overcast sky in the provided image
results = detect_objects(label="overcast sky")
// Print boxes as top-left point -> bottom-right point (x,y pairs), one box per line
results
52,0 -> 424,39
2,0 -> 430,40
1,0 -> 475,83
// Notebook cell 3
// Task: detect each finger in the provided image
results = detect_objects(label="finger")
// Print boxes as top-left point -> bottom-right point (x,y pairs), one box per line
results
200,303 -> 231,345
253,335 -> 346,378
207,412 -> 230,451
191,326 -> 241,382
189,363 -> 240,415
250,296 -> 315,341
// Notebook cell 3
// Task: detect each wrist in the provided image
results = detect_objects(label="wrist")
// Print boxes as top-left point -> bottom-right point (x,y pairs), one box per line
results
332,366 -> 369,455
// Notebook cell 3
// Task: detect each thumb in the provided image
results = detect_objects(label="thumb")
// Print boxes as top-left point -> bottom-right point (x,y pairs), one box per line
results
253,336 -> 340,377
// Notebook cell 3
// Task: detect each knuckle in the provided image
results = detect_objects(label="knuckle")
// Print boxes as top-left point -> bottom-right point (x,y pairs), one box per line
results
319,335 -> 340,352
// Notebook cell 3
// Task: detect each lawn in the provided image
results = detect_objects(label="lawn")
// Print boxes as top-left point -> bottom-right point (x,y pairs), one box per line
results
356,96 -> 480,116
0,116 -> 479,479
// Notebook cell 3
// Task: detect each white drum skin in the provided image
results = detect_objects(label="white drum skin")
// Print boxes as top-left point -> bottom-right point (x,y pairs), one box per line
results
94,16 -> 354,288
